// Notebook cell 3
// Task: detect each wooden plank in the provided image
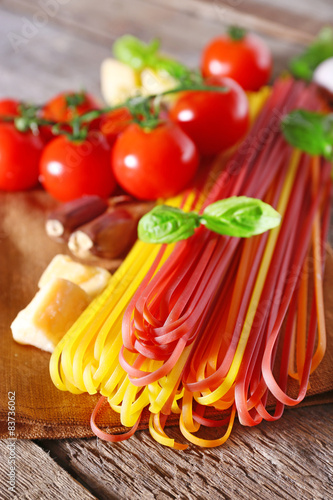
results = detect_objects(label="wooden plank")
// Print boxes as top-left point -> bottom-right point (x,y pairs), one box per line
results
0,7 -> 110,101
0,439 -> 97,500
147,0 -> 333,43
39,405 -> 333,500
0,0 -> 309,100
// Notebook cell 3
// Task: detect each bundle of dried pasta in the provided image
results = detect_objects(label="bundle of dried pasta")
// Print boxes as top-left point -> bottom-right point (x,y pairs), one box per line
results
50,79 -> 331,448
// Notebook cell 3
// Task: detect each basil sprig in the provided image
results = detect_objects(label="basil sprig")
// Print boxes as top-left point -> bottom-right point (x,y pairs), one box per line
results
289,27 -> 333,82
281,109 -> 333,161
113,34 -> 190,80
138,197 -> 281,244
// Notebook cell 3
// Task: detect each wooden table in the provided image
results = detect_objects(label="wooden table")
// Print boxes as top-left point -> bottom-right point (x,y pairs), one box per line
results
0,1 -> 332,499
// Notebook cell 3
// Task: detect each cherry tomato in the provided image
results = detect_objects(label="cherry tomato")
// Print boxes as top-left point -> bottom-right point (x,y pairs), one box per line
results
201,30 -> 272,91
41,91 -> 100,143
169,76 -> 249,156
112,122 -> 199,200
100,107 -> 132,146
42,91 -> 99,122
0,123 -> 44,191
39,131 -> 117,202
0,99 -> 20,120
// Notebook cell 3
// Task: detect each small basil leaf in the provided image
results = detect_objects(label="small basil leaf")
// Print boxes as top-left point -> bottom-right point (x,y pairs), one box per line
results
154,58 -> 191,80
200,197 -> 281,238
138,205 -> 200,243
281,109 -> 333,160
113,35 -> 192,82
113,35 -> 160,70
289,27 -> 333,82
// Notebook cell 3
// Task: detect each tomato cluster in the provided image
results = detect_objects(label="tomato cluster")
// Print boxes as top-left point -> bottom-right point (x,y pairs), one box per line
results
0,31 -> 271,202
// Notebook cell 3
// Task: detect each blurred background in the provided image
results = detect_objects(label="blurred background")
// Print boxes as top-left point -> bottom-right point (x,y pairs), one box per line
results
0,0 -> 332,102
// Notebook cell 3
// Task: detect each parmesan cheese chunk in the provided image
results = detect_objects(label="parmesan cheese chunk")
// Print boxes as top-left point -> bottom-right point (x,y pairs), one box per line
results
140,67 -> 177,96
101,58 -> 141,105
38,254 -> 111,299
11,278 -> 90,353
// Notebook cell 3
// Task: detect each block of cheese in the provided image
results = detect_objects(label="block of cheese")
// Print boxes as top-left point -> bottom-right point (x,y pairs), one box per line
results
140,67 -> 177,96
38,254 -> 111,299
11,278 -> 90,353
101,58 -> 141,105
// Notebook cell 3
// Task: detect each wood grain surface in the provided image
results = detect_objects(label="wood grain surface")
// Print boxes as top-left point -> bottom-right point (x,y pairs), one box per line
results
0,1 -> 333,499
0,440 -> 97,500
1,0 -> 331,101
37,405 -> 333,500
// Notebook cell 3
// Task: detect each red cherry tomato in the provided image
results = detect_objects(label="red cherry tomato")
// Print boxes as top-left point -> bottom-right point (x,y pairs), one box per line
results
39,131 -> 117,202
0,123 -> 44,191
0,99 -> 20,120
41,91 -> 100,142
112,122 -> 199,200
42,91 -> 99,122
100,107 -> 132,146
169,76 -> 249,156
201,31 -> 272,91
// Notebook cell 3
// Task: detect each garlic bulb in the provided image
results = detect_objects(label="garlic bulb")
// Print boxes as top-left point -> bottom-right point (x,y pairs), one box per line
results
313,57 -> 333,95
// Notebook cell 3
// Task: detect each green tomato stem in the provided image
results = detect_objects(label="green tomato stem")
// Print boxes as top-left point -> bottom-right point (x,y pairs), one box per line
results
1,81 -> 229,137
228,25 -> 247,41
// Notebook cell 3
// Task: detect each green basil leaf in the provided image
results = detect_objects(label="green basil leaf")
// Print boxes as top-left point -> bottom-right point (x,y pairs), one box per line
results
113,35 -> 160,70
289,27 -> 333,82
200,197 -> 281,238
281,109 -> 333,160
113,35 -> 192,82
154,57 -> 191,80
138,205 -> 200,243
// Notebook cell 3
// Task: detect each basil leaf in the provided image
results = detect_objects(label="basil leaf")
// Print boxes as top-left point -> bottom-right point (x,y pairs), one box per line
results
281,109 -> 333,160
200,197 -> 281,238
113,35 -> 191,82
113,35 -> 160,70
289,27 -> 333,82
138,198 -> 280,244
154,58 -> 191,80
138,205 -> 200,243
